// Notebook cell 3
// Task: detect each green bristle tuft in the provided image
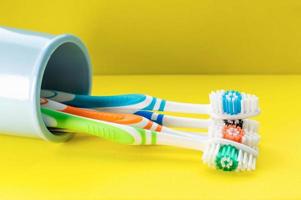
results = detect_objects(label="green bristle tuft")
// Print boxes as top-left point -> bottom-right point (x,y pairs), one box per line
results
215,145 -> 239,171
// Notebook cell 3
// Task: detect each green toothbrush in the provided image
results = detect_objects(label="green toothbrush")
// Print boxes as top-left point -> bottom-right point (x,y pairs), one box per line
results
41,108 -> 258,171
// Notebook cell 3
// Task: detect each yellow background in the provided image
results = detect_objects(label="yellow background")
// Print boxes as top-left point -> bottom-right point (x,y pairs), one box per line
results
0,75 -> 300,200
1,0 -> 301,74
1,1 -> 301,199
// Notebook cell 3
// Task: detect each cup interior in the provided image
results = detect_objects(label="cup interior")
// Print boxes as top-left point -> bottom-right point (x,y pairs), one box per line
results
39,40 -> 91,141
41,42 -> 90,95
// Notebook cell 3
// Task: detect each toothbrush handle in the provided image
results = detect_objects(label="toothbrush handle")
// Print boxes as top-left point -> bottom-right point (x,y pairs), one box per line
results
85,95 -> 210,114
42,108 -> 207,151
43,90 -> 210,114
63,106 -> 163,132
161,115 -> 210,128
156,132 -> 206,151
135,111 -> 210,128
42,98 -> 163,131
41,90 -> 149,110
63,106 -> 143,125
64,106 -> 208,140
71,94 -> 149,109
163,101 -> 210,114
42,108 -> 142,145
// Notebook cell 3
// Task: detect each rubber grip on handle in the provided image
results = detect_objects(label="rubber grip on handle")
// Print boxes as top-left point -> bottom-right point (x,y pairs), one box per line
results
69,94 -> 147,108
41,108 -> 135,144
63,106 -> 143,125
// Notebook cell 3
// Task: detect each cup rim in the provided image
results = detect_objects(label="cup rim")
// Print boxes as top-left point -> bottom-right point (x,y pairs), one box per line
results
32,34 -> 92,142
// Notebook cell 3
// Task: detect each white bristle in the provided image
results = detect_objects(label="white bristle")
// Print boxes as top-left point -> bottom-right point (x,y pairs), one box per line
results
242,119 -> 259,132
236,147 -> 258,171
202,143 -> 219,168
241,93 -> 259,114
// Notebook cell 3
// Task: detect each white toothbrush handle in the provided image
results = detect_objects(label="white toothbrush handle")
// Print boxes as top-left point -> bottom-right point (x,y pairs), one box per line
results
164,101 -> 210,114
156,132 -> 206,151
162,115 -> 211,128
161,126 -> 208,139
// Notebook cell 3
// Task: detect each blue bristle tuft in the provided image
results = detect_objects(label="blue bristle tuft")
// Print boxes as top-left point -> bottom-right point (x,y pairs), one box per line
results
222,90 -> 242,115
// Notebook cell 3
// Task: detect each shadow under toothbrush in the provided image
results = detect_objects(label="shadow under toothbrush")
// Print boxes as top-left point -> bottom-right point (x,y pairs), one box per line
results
56,133 -> 204,165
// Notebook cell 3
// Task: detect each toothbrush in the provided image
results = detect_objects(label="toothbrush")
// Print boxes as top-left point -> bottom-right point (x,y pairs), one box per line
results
110,109 -> 259,132
41,98 -> 259,146
41,89 -> 260,119
41,107 -> 258,171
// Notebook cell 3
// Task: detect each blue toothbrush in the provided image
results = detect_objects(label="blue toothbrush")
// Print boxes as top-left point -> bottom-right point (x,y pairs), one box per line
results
41,89 -> 260,119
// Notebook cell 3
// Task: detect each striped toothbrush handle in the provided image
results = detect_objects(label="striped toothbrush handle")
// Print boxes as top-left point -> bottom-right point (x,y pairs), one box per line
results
41,108 -> 206,150
41,108 -> 156,145
41,98 -> 207,140
41,98 -> 163,131
41,90 -> 163,111
41,90 -> 210,114
135,110 -> 210,128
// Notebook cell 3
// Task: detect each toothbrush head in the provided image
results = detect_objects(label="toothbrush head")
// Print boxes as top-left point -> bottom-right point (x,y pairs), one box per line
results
209,90 -> 260,119
209,119 -> 260,147
222,125 -> 244,143
202,138 -> 258,172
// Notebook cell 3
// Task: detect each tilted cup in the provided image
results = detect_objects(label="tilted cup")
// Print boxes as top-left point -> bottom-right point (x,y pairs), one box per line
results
0,27 -> 92,142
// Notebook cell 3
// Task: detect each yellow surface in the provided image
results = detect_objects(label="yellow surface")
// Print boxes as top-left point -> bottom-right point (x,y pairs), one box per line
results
1,1 -> 301,74
0,75 -> 300,199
